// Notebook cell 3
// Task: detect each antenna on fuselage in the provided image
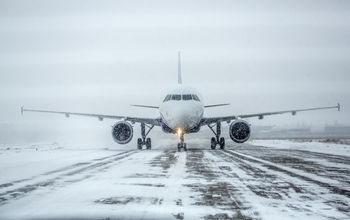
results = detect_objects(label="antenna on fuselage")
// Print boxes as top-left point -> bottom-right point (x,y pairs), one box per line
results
178,51 -> 182,84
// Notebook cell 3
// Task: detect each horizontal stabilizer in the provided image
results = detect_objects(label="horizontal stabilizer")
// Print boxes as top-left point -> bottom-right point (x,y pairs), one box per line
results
204,103 -> 230,108
130,104 -> 159,109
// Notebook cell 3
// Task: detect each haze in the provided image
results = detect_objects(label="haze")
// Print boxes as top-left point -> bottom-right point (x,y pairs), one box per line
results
0,0 -> 349,145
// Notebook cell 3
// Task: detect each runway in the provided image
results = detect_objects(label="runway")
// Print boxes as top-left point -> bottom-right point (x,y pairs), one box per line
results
0,140 -> 350,219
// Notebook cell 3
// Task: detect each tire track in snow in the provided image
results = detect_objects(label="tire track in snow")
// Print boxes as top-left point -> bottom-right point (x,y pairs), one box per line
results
159,151 -> 187,219
0,152 -> 128,191
0,150 -> 137,205
93,149 -> 185,219
225,149 -> 350,198
235,145 -> 350,187
216,149 -> 350,217
184,149 -> 256,219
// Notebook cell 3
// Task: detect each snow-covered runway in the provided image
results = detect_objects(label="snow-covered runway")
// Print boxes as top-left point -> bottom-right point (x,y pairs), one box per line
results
1,141 -> 350,219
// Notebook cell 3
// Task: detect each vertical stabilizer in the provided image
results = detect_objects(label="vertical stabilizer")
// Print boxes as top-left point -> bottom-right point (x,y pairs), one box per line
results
178,51 -> 182,84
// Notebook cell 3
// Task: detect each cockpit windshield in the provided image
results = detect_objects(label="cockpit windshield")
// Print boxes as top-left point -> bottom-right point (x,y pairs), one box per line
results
163,95 -> 171,102
192,94 -> 200,101
163,94 -> 200,102
171,94 -> 181,101
182,94 -> 192,100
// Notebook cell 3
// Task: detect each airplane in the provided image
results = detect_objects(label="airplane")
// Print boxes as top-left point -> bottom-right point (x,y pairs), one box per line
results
21,52 -> 341,151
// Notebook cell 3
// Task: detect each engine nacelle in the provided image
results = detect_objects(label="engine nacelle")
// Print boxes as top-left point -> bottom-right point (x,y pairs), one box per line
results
112,121 -> 133,144
229,120 -> 251,143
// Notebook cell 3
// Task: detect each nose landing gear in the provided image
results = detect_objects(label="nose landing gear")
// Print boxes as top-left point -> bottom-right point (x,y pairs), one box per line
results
137,123 -> 154,150
177,132 -> 187,152
208,122 -> 225,150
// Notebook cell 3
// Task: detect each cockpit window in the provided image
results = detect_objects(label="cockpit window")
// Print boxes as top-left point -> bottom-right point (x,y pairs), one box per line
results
182,94 -> 192,100
171,94 -> 181,101
164,94 -> 199,101
163,95 -> 171,102
192,94 -> 200,101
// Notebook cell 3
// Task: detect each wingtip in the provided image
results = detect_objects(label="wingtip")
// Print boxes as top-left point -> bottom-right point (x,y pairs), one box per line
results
21,106 -> 24,115
338,103 -> 341,111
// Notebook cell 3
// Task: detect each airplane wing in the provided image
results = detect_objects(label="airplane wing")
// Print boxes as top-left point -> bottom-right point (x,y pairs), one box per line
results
21,107 -> 161,126
202,103 -> 340,125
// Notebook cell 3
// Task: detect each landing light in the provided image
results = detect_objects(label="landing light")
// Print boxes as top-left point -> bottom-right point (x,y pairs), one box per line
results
177,128 -> 183,137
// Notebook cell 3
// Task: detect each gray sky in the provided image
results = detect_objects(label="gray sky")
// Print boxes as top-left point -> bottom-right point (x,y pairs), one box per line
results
0,0 -> 349,143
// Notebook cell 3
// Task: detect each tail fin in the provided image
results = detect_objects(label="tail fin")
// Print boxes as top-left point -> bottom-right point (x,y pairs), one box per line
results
178,51 -> 182,84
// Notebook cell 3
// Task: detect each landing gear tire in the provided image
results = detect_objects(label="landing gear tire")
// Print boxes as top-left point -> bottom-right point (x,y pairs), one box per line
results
146,138 -> 152,150
177,143 -> 187,152
137,123 -> 154,150
211,137 -> 216,150
137,138 -> 143,150
177,131 -> 187,152
209,122 -> 225,150
219,137 -> 225,149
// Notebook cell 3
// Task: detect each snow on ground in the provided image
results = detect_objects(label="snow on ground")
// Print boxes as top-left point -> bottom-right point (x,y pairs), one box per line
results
0,142 -> 114,184
251,139 -> 350,156
0,140 -> 350,219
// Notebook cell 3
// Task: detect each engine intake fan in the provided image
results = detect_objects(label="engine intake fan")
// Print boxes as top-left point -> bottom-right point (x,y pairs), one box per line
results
112,121 -> 133,144
229,120 -> 250,143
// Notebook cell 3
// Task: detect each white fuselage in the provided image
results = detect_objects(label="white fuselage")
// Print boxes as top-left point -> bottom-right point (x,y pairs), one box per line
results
159,85 -> 204,133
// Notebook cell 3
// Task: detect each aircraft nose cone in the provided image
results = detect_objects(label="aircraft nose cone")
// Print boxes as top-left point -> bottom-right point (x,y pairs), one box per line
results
167,109 -> 198,130
171,112 -> 187,127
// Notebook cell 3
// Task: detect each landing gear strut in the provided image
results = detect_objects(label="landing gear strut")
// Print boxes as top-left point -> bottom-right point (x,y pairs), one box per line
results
208,122 -> 225,150
137,123 -> 154,150
177,132 -> 187,152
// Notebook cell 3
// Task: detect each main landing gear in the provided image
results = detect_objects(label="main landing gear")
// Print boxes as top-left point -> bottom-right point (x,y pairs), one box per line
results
177,132 -> 187,152
137,123 -> 154,150
208,122 -> 225,150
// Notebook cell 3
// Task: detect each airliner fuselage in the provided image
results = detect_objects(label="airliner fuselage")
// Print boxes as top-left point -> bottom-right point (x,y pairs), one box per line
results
159,85 -> 204,134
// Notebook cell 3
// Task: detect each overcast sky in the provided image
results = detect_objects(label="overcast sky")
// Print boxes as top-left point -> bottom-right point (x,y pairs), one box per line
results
0,0 -> 349,143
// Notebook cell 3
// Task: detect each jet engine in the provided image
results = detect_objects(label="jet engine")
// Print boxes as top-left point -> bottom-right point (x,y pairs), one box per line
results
229,120 -> 251,143
112,121 -> 133,144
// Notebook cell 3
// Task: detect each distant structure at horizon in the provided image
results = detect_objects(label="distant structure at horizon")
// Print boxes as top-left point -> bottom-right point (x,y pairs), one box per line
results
325,124 -> 350,136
